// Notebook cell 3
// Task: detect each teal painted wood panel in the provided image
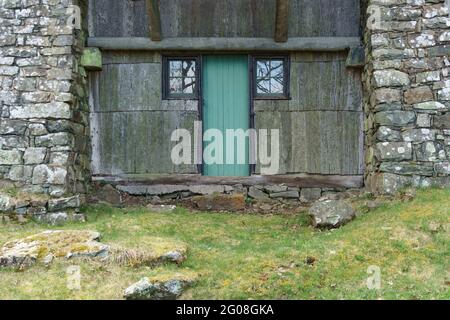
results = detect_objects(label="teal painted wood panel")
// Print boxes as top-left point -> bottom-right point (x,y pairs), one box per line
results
203,55 -> 250,177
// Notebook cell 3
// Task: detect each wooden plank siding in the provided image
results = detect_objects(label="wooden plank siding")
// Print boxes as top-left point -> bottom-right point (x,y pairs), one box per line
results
254,52 -> 364,175
275,0 -> 289,42
88,0 -> 361,38
87,1 -> 364,178
89,52 -> 199,175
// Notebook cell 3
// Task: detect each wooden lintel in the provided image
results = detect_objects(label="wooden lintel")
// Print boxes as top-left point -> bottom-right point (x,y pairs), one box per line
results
275,0 -> 289,43
87,37 -> 361,52
92,174 -> 364,189
146,0 -> 162,41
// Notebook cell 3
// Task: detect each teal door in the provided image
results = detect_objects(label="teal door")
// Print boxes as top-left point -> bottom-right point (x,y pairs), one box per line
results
202,56 -> 250,177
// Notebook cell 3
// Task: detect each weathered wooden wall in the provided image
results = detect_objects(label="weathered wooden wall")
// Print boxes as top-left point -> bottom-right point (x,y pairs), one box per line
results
89,52 -> 199,175
89,0 -> 361,38
254,52 -> 364,175
90,52 -> 363,176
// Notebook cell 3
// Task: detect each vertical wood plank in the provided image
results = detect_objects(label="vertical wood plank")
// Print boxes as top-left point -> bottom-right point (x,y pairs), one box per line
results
146,0 -> 162,41
275,0 -> 289,42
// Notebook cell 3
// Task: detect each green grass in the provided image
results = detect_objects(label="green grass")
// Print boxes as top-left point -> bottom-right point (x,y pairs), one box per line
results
0,188 -> 449,300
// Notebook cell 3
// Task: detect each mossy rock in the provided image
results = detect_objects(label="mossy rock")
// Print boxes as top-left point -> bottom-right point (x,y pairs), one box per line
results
0,230 -> 109,268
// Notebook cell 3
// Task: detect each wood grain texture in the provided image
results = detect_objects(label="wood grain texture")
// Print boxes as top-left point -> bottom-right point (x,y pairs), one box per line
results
275,0 -> 289,42
146,0 -> 162,41
254,51 -> 363,175
89,0 -> 361,38
87,37 -> 361,51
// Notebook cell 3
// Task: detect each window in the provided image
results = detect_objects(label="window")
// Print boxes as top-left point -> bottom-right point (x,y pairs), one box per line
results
253,56 -> 289,99
163,57 -> 199,99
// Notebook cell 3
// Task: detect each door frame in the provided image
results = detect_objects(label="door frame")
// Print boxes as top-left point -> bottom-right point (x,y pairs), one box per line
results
162,52 -> 291,176
200,54 -> 251,176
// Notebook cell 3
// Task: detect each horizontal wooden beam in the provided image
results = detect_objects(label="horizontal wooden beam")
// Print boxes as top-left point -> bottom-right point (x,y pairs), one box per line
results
93,174 -> 364,189
275,0 -> 289,43
87,37 -> 361,52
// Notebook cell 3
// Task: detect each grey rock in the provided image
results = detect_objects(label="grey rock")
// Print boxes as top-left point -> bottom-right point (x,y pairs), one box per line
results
300,188 -> 322,203
248,186 -> 269,200
0,150 -> 22,165
380,162 -> 434,176
309,200 -> 356,229
376,126 -> 402,142
124,273 -> 197,300
373,69 -> 410,87
23,147 -> 47,165
0,194 -> 13,212
48,195 -> 80,212
189,185 -> 225,195
375,142 -> 412,161
375,111 -> 416,127
416,142 -> 446,162
270,190 -> 300,199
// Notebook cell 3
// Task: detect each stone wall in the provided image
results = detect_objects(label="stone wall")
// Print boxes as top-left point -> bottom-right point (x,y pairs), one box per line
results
364,0 -> 450,193
0,0 -> 89,200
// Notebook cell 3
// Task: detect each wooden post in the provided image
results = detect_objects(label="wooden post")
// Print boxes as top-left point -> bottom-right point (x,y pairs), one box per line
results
275,0 -> 289,43
146,0 -> 162,41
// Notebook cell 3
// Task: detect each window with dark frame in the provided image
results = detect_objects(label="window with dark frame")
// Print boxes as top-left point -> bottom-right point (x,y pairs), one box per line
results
253,56 -> 289,99
163,57 -> 199,99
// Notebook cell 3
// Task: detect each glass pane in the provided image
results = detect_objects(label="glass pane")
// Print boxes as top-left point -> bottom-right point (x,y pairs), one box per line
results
183,60 -> 196,77
256,79 -> 271,94
256,60 -> 270,78
169,77 -> 182,93
271,60 -> 284,78
169,61 -> 182,77
271,77 -> 284,94
182,78 -> 196,94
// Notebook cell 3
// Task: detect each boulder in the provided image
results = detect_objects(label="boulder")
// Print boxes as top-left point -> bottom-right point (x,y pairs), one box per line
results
124,272 -> 198,300
0,230 -> 109,268
309,200 -> 356,229
191,194 -> 245,211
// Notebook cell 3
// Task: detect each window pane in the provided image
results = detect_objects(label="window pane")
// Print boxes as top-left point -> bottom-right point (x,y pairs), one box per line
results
169,61 -> 182,77
256,79 -> 271,94
183,60 -> 196,77
182,78 -> 196,94
257,60 -> 270,78
270,77 -> 284,94
271,60 -> 284,78
169,77 -> 182,93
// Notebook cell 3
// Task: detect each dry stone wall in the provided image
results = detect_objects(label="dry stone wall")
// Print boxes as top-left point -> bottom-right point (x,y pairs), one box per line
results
0,0 -> 89,202
364,0 -> 450,193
